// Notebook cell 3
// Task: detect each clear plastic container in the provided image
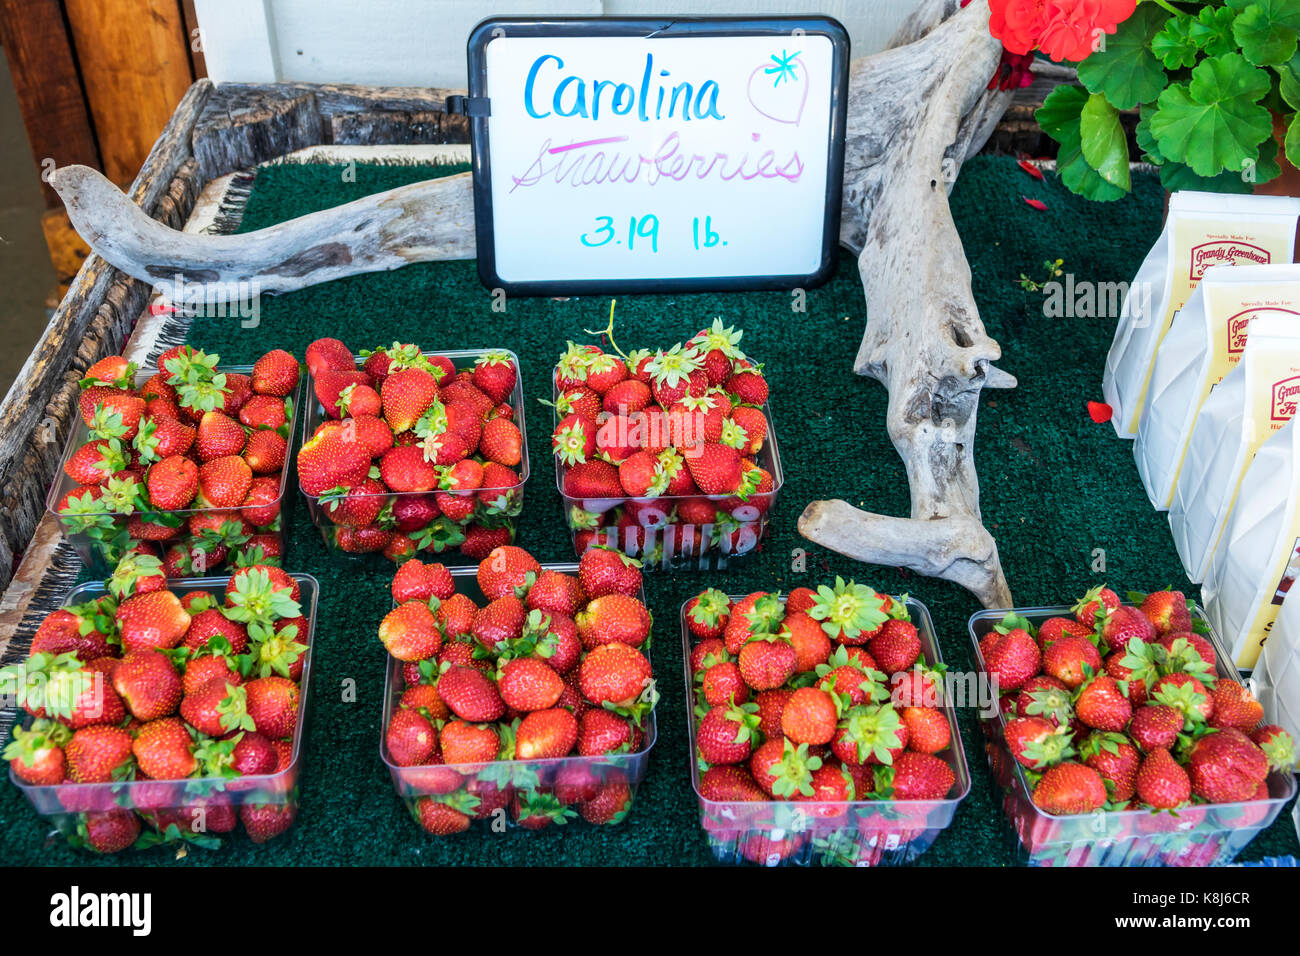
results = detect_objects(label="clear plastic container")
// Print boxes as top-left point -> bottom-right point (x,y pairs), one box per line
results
300,349 -> 529,566
46,365 -> 302,577
682,594 -> 970,866
968,604 -> 1298,867
381,563 -> 657,833
9,574 -> 319,852
553,385 -> 784,571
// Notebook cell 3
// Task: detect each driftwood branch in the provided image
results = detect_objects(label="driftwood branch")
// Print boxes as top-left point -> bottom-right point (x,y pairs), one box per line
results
799,0 -> 1015,608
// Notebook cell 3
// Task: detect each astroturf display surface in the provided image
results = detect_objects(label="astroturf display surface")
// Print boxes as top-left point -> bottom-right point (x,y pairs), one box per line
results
5,156 -> 1297,866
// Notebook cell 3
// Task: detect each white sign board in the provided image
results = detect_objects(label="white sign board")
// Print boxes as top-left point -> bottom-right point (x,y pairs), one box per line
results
463,18 -> 849,294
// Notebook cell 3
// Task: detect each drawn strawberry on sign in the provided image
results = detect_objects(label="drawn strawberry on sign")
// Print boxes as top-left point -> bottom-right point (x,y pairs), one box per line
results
747,49 -> 809,126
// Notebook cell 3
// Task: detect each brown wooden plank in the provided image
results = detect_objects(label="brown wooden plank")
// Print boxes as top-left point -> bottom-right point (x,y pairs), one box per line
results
0,0 -> 101,207
63,0 -> 194,185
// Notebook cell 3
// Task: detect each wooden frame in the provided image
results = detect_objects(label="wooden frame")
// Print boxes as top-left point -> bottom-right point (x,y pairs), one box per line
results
0,79 -> 471,611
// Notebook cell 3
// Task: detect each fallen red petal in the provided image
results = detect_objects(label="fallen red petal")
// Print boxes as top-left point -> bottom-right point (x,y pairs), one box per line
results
1022,197 -> 1048,211
1018,159 -> 1045,181
1087,401 -> 1113,423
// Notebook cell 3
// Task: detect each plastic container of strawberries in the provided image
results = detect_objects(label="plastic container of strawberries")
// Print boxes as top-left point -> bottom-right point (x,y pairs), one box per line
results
682,593 -> 970,866
553,381 -> 784,571
380,563 -> 657,833
968,604 -> 1298,867
8,573 -> 319,851
46,365 -> 302,577
300,349 -> 529,565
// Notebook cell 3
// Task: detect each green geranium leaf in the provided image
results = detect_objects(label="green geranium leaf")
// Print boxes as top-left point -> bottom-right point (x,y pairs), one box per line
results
1036,85 -> 1128,201
1279,52 -> 1300,109
1150,52 -> 1273,177
1152,14 -> 1200,69
1076,4 -> 1170,110
1230,0 -> 1300,67
1287,111 -> 1300,168
1158,159 -> 1254,194
1135,102 -> 1165,164
1080,92 -> 1132,190
1190,5 -> 1240,58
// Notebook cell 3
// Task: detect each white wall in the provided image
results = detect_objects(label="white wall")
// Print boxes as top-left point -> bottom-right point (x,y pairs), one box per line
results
196,0 -> 927,88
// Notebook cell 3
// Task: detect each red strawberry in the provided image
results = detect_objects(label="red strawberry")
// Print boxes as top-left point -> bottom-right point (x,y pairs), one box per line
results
440,718 -> 500,763
65,439 -> 128,485
386,708 -> 437,766
379,601 -> 443,661
471,351 -> 517,404
241,802 -> 297,842
868,619 -> 921,674
305,338 -> 355,377
84,392 -> 145,441
698,764 -> 767,802
1135,747 -> 1190,809
575,594 -> 650,649
1157,631 -> 1217,672
296,428 -> 371,497
65,724 -> 134,782
391,559 -> 455,604
4,720 -> 70,785
780,687 -> 838,745
381,368 -> 440,432
603,379 -> 652,414
476,545 -> 541,600
145,455 -> 198,509
461,524 -> 512,559
181,677 -> 253,737
244,676 -> 300,738
982,626 -> 1041,691
697,701 -> 760,764
701,659 -> 750,706
552,412 -> 597,466
1252,724 -> 1297,771
498,658 -> 565,711
1129,704 -> 1184,752
243,430 -> 286,473
132,415 -> 195,464
1150,672 -> 1213,724
82,810 -> 141,853
113,649 -> 184,720
1209,682 -> 1264,733
725,368 -> 768,405
1074,674 -> 1132,731
197,455 -> 252,508
320,477 -> 387,528
1080,731 -> 1141,802
561,459 -> 623,501
1042,634 -> 1102,689
738,637 -> 798,691
1072,585 -> 1120,628
578,643 -> 651,707
1031,761 -> 1106,814
684,443 -> 746,495
116,591 -> 191,651
132,717 -> 196,779
1004,716 -> 1075,768
686,589 -> 731,641
470,595 -> 526,651
617,450 -> 660,496
1139,589 -> 1192,635
727,405 -> 767,455
195,410 -> 246,460
182,652 -> 241,696
1187,728 -> 1268,803
241,476 -> 283,527
901,706 -> 951,754
880,751 -> 955,800
515,707 -> 579,759
576,709 -> 635,756
1101,605 -> 1155,653
1015,674 -> 1073,725
525,569 -> 586,618
1037,616 -> 1093,650
82,355 -> 137,389
437,666 -> 506,722
251,349 -> 300,397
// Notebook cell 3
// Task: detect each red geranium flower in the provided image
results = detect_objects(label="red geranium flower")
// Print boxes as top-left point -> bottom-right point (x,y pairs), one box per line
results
989,0 -> 1136,62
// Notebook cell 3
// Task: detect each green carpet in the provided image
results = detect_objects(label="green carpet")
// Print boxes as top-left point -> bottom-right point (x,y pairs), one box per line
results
4,156 -> 1296,866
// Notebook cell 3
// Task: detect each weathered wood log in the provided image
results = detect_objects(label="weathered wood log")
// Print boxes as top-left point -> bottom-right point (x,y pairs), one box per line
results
799,0 -> 1014,608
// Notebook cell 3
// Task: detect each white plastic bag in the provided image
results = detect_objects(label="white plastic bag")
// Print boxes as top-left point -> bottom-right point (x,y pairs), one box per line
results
1103,191 -> 1300,439
1135,263 -> 1300,510
1255,586 -> 1300,756
1203,416 -> 1300,668
1169,317 -> 1300,584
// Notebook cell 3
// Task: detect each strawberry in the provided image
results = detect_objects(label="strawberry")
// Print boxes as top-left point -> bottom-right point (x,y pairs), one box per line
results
320,477 -> 387,527
578,546 -> 642,600
831,703 -> 905,766
231,733 -> 280,776
1004,716 -> 1075,768
1157,631 -> 1217,673
981,626 -> 1040,691
686,589 -> 731,640
1135,747 -> 1190,809
737,636 -> 798,690
867,619 -> 920,674
575,594 -> 650,649
470,595 -> 526,650
183,607 -> 249,654
1041,634 -> 1102,689
181,677 -> 253,737
296,428 -> 371,497
1129,704 -> 1184,752
1150,672 -> 1213,725
561,459 -> 623,500
64,724 -> 134,782
701,660 -> 749,706
386,708 -> 437,766
1100,605 -> 1155,654
182,652 -> 241,696
525,569 -> 586,618
684,442 -> 746,495
401,683 -> 450,723
1037,616 -> 1092,650
391,559 -> 455,604
470,351 -> 517,404
243,430 -> 286,473
389,492 -> 438,532
241,802 -> 297,842
132,717 -> 196,779
578,778 -> 633,825
780,687 -> 838,745
725,367 -> 768,406
82,356 -> 138,389
4,720 -> 70,785
1187,728 -> 1268,803
498,658 -> 565,711
755,689 -> 794,740
132,415 -> 195,464
1138,589 -> 1192,635
1015,674 -> 1073,725
144,455 -> 198,509
750,738 -> 821,798
82,810 -> 141,853
377,445 -> 438,492
617,450 -> 660,496
1074,674 -> 1132,731
197,455 -> 253,508
241,476 -> 283,527
381,367 -> 440,432
439,719 -> 500,764
113,649 -> 183,720
515,707 -> 579,759
438,666 -> 506,722
116,591 -> 191,651
476,545 -> 540,600
460,524 -> 512,559
727,405 -> 767,455
808,577 -> 889,645
413,797 -> 472,835
436,594 -> 478,640
901,706 -> 951,754
1209,681 -> 1264,733
699,764 -> 767,802
1072,585 -> 1120,628
689,638 -> 727,673
305,338 -> 355,377
552,412 -> 597,466
251,349 -> 300,397
66,439 -> 128,485
195,410 -> 246,460
480,417 -> 522,467
1031,761 -> 1106,814
85,393 -> 146,441
576,709 -> 635,756
578,643 -> 651,707
379,601 -> 442,661
1252,724 -> 1297,771
244,676 -> 300,738
1080,731 -> 1141,802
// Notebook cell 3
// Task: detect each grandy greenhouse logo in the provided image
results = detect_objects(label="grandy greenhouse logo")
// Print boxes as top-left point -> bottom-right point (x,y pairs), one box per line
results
1040,273 -> 1154,321
154,272 -> 261,329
